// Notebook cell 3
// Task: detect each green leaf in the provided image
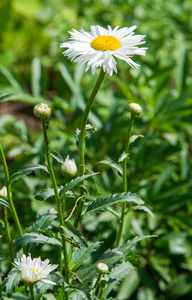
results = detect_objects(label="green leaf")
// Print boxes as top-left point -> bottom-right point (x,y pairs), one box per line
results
66,284 -> 91,300
2,292 -> 28,300
164,274 -> 192,299
59,173 -> 99,198
104,261 -> 135,297
121,235 -> 157,256
35,186 -> 63,201
0,198 -> 11,209
130,134 -> 144,144
13,233 -> 62,248
71,242 -> 101,270
31,57 -> 42,96
131,205 -> 154,217
118,269 -> 140,300
97,160 -> 123,175
6,269 -> 21,297
0,93 -> 19,102
11,164 -> 49,183
118,152 -> 129,163
58,62 -> 79,93
149,257 -> 171,282
77,248 -> 124,284
50,151 -> 64,164
0,66 -> 23,91
176,45 -> 188,94
61,222 -> 88,248
35,188 -> 56,201
31,212 -> 58,232
86,193 -> 144,214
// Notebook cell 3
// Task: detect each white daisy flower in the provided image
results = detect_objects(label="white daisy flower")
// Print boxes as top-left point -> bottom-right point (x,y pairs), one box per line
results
13,254 -> 58,285
60,25 -> 147,76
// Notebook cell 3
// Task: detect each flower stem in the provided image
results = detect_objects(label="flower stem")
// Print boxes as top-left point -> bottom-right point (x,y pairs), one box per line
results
74,69 -> 105,228
0,143 -> 23,237
116,114 -> 136,247
3,206 -> 14,262
29,284 -> 36,300
41,119 -> 70,299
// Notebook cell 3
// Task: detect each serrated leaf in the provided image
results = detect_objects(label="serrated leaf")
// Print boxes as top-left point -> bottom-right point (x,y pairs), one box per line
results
35,187 -> 63,201
97,160 -> 123,175
50,151 -> 64,164
13,233 -> 62,248
11,164 -> 49,183
131,205 -> 154,217
61,222 -> 88,248
104,261 -> 135,297
59,173 -> 99,198
0,198 -> 11,209
86,193 -> 144,214
31,212 -> 58,232
6,269 -> 21,297
71,242 -> 101,270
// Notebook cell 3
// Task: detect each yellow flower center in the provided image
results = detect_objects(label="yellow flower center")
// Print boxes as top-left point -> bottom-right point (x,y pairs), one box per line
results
32,269 -> 40,274
91,35 -> 121,51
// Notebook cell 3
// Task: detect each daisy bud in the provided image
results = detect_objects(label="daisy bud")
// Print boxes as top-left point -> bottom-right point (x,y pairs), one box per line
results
96,262 -> 109,275
128,103 -> 142,116
34,103 -> 51,119
0,186 -> 8,199
61,155 -> 77,178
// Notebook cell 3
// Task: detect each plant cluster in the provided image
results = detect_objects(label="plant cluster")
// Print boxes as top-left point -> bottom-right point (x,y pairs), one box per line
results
0,1 -> 192,300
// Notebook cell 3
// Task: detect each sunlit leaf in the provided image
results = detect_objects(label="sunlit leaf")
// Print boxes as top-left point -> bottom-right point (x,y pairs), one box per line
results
11,164 -> 49,183
86,193 -> 144,214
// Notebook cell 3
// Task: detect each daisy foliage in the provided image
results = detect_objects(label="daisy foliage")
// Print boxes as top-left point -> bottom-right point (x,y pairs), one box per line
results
13,254 -> 58,285
60,25 -> 147,76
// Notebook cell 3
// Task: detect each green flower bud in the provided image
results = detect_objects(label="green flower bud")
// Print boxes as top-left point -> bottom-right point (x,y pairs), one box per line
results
96,262 -> 109,275
61,156 -> 77,178
0,186 -> 8,199
128,103 -> 142,116
34,103 -> 51,119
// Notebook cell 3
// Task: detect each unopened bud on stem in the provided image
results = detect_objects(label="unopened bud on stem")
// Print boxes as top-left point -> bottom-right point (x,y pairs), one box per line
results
61,156 -> 77,178
96,262 -> 109,275
0,186 -> 8,199
34,103 -> 51,119
128,103 -> 142,116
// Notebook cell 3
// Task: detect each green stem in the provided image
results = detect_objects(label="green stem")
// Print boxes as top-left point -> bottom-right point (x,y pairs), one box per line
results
0,143 -> 23,237
98,280 -> 107,299
116,114 -> 136,247
3,206 -> 14,262
74,69 -> 105,228
29,284 -> 36,300
41,119 -> 70,299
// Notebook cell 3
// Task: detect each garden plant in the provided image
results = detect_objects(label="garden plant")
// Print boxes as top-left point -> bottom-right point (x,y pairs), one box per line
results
0,0 -> 192,300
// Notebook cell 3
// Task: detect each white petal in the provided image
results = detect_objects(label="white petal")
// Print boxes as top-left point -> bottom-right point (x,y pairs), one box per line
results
41,279 -> 57,285
60,24 -> 147,74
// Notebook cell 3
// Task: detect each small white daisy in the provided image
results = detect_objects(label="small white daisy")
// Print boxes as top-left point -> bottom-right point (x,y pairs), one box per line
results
60,25 -> 147,76
13,254 -> 58,285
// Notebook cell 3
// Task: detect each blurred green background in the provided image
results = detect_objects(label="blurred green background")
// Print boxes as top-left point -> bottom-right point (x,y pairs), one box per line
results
0,0 -> 192,299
